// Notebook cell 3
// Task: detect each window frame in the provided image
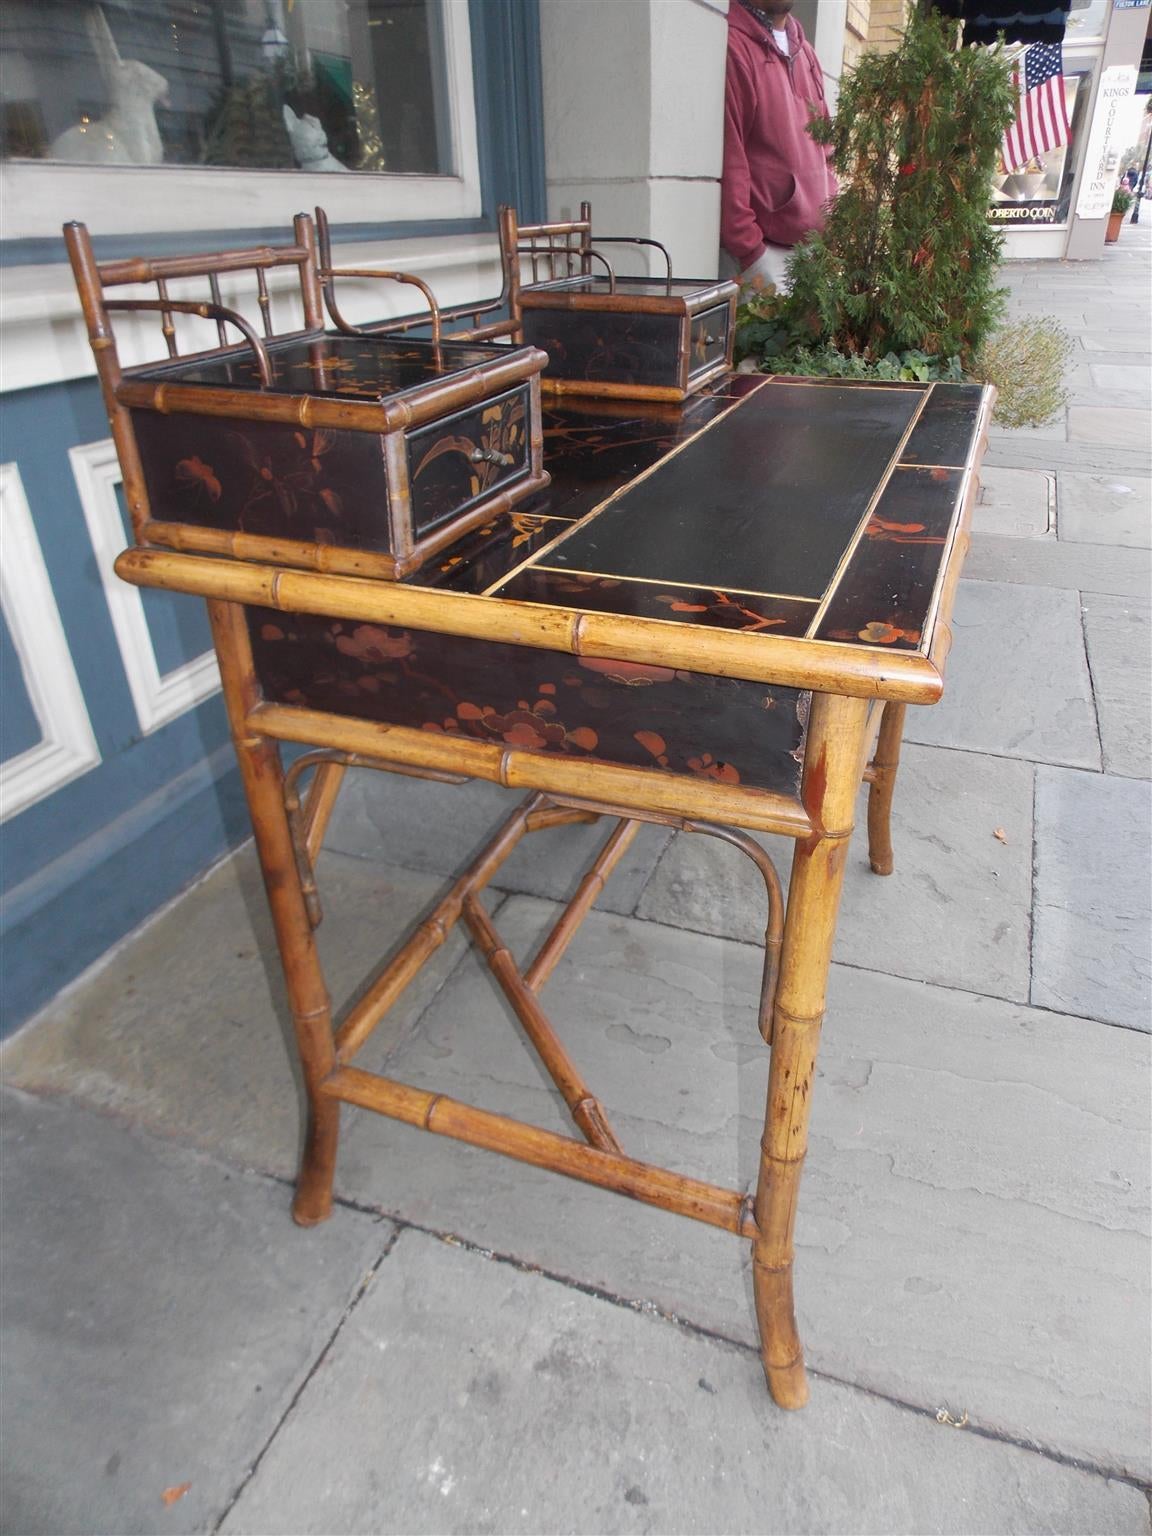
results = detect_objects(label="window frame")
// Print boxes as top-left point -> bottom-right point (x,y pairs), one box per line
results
0,0 -> 482,242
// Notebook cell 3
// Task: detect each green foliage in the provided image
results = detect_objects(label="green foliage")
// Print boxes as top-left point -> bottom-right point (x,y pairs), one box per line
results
735,290 -> 964,379
733,288 -> 811,365
783,11 -> 1017,367
1112,186 -> 1134,215
759,343 -> 965,382
970,316 -> 1071,428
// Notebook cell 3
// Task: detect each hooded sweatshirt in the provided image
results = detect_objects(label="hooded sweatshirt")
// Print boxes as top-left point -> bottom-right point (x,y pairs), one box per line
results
721,4 -> 837,268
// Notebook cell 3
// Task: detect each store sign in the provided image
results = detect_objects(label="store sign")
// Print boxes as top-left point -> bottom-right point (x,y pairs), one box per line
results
1113,0 -> 1150,10
1075,65 -> 1139,218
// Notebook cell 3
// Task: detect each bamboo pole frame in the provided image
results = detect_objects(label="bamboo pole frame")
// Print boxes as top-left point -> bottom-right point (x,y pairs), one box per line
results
182,586 -> 892,1410
114,547 -> 952,704
69,212 -> 969,1411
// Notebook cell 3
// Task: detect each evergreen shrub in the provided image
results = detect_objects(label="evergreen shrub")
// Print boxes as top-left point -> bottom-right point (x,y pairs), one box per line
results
733,13 -> 1076,425
737,12 -> 1020,381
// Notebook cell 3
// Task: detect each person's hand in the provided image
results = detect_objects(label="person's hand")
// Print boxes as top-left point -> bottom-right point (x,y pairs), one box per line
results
739,244 -> 792,295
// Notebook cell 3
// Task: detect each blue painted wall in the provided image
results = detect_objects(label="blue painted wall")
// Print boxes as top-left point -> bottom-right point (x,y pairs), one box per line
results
0,0 -> 545,1036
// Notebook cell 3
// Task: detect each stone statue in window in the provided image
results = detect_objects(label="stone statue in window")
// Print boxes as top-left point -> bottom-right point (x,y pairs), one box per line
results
282,105 -> 347,173
49,6 -> 168,165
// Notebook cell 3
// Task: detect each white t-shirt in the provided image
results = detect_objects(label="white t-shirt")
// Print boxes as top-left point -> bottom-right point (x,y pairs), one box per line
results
773,27 -> 790,55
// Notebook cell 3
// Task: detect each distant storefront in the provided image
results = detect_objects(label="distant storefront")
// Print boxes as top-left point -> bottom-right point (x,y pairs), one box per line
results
989,0 -> 1149,258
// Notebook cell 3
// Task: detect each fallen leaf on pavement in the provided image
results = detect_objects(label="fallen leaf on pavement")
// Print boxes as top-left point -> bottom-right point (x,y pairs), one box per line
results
161,1484 -> 192,1507
993,827 -> 1007,843
936,1407 -> 969,1428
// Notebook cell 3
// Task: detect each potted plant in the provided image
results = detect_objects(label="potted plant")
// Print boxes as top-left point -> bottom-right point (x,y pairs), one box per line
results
1107,186 -> 1134,243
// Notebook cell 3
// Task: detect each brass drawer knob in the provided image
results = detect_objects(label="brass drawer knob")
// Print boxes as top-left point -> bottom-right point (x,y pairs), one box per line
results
470,447 -> 515,466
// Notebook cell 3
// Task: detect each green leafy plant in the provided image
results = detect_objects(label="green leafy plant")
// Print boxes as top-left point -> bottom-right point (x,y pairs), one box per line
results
1112,186 -> 1134,215
786,11 -> 1017,367
969,316 -> 1072,428
733,289 -> 806,365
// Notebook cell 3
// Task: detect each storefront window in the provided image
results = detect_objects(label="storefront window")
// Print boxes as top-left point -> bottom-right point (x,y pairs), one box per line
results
0,0 -> 453,176
990,67 -> 1093,228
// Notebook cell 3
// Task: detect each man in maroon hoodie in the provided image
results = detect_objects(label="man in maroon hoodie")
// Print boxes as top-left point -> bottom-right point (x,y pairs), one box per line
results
721,0 -> 837,293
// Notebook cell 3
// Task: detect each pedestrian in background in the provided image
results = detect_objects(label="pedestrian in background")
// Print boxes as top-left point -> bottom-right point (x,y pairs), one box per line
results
720,0 -> 837,294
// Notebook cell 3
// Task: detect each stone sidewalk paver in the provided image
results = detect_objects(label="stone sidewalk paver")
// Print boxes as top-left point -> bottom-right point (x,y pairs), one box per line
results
1032,767 -> 1152,1027
324,770 -> 673,913
221,1228 -> 1147,1536
0,850 -> 480,1176
342,896 -> 1151,1481
1058,472 -> 1152,548
635,741 -> 1034,1002
0,1088 -> 395,1536
1069,406 -> 1152,444
902,580 -> 1099,767
971,466 -> 1053,538
1081,593 -> 1152,778
961,532 -> 1151,596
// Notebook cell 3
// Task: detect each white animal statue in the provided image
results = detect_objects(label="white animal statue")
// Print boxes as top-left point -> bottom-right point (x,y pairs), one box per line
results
282,104 -> 347,173
50,7 -> 168,165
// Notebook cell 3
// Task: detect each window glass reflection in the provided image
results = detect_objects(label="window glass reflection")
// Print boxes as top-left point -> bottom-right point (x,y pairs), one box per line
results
0,0 -> 451,174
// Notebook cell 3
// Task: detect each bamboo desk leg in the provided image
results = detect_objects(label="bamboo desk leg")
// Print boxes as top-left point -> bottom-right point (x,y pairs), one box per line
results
209,599 -> 341,1226
752,693 -> 871,1408
866,700 -> 907,877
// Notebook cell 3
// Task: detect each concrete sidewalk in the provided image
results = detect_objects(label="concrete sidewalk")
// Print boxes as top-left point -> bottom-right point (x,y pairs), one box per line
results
3,226 -> 1150,1535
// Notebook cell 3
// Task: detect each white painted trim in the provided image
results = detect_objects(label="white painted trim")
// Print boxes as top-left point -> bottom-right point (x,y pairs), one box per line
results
0,463 -> 101,822
0,0 -> 481,242
69,440 -> 221,735
1000,230 -> 1072,259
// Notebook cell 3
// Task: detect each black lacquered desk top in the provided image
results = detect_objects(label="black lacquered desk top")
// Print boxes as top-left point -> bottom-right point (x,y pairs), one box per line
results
409,376 -> 990,663
118,372 -> 992,707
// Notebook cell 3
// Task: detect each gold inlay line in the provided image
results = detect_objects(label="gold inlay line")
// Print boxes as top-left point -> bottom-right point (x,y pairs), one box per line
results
512,564 -> 819,606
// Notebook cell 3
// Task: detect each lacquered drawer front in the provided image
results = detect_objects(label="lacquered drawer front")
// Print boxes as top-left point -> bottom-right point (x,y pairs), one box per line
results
407,385 -> 531,537
131,409 -> 392,551
687,303 -> 731,380
248,607 -> 810,799
522,309 -> 682,389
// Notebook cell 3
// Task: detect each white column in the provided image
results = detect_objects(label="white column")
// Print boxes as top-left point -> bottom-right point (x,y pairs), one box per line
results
538,0 -> 730,278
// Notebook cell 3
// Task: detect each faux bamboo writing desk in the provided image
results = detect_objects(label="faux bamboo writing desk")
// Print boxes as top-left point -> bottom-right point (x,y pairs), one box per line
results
116,373 -> 992,1410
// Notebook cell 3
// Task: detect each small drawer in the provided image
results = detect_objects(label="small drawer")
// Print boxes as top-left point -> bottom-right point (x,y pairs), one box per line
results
407,385 -> 532,537
687,303 -> 731,380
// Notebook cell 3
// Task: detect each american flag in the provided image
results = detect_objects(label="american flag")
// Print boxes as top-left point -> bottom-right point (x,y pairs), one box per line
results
1001,43 -> 1071,174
